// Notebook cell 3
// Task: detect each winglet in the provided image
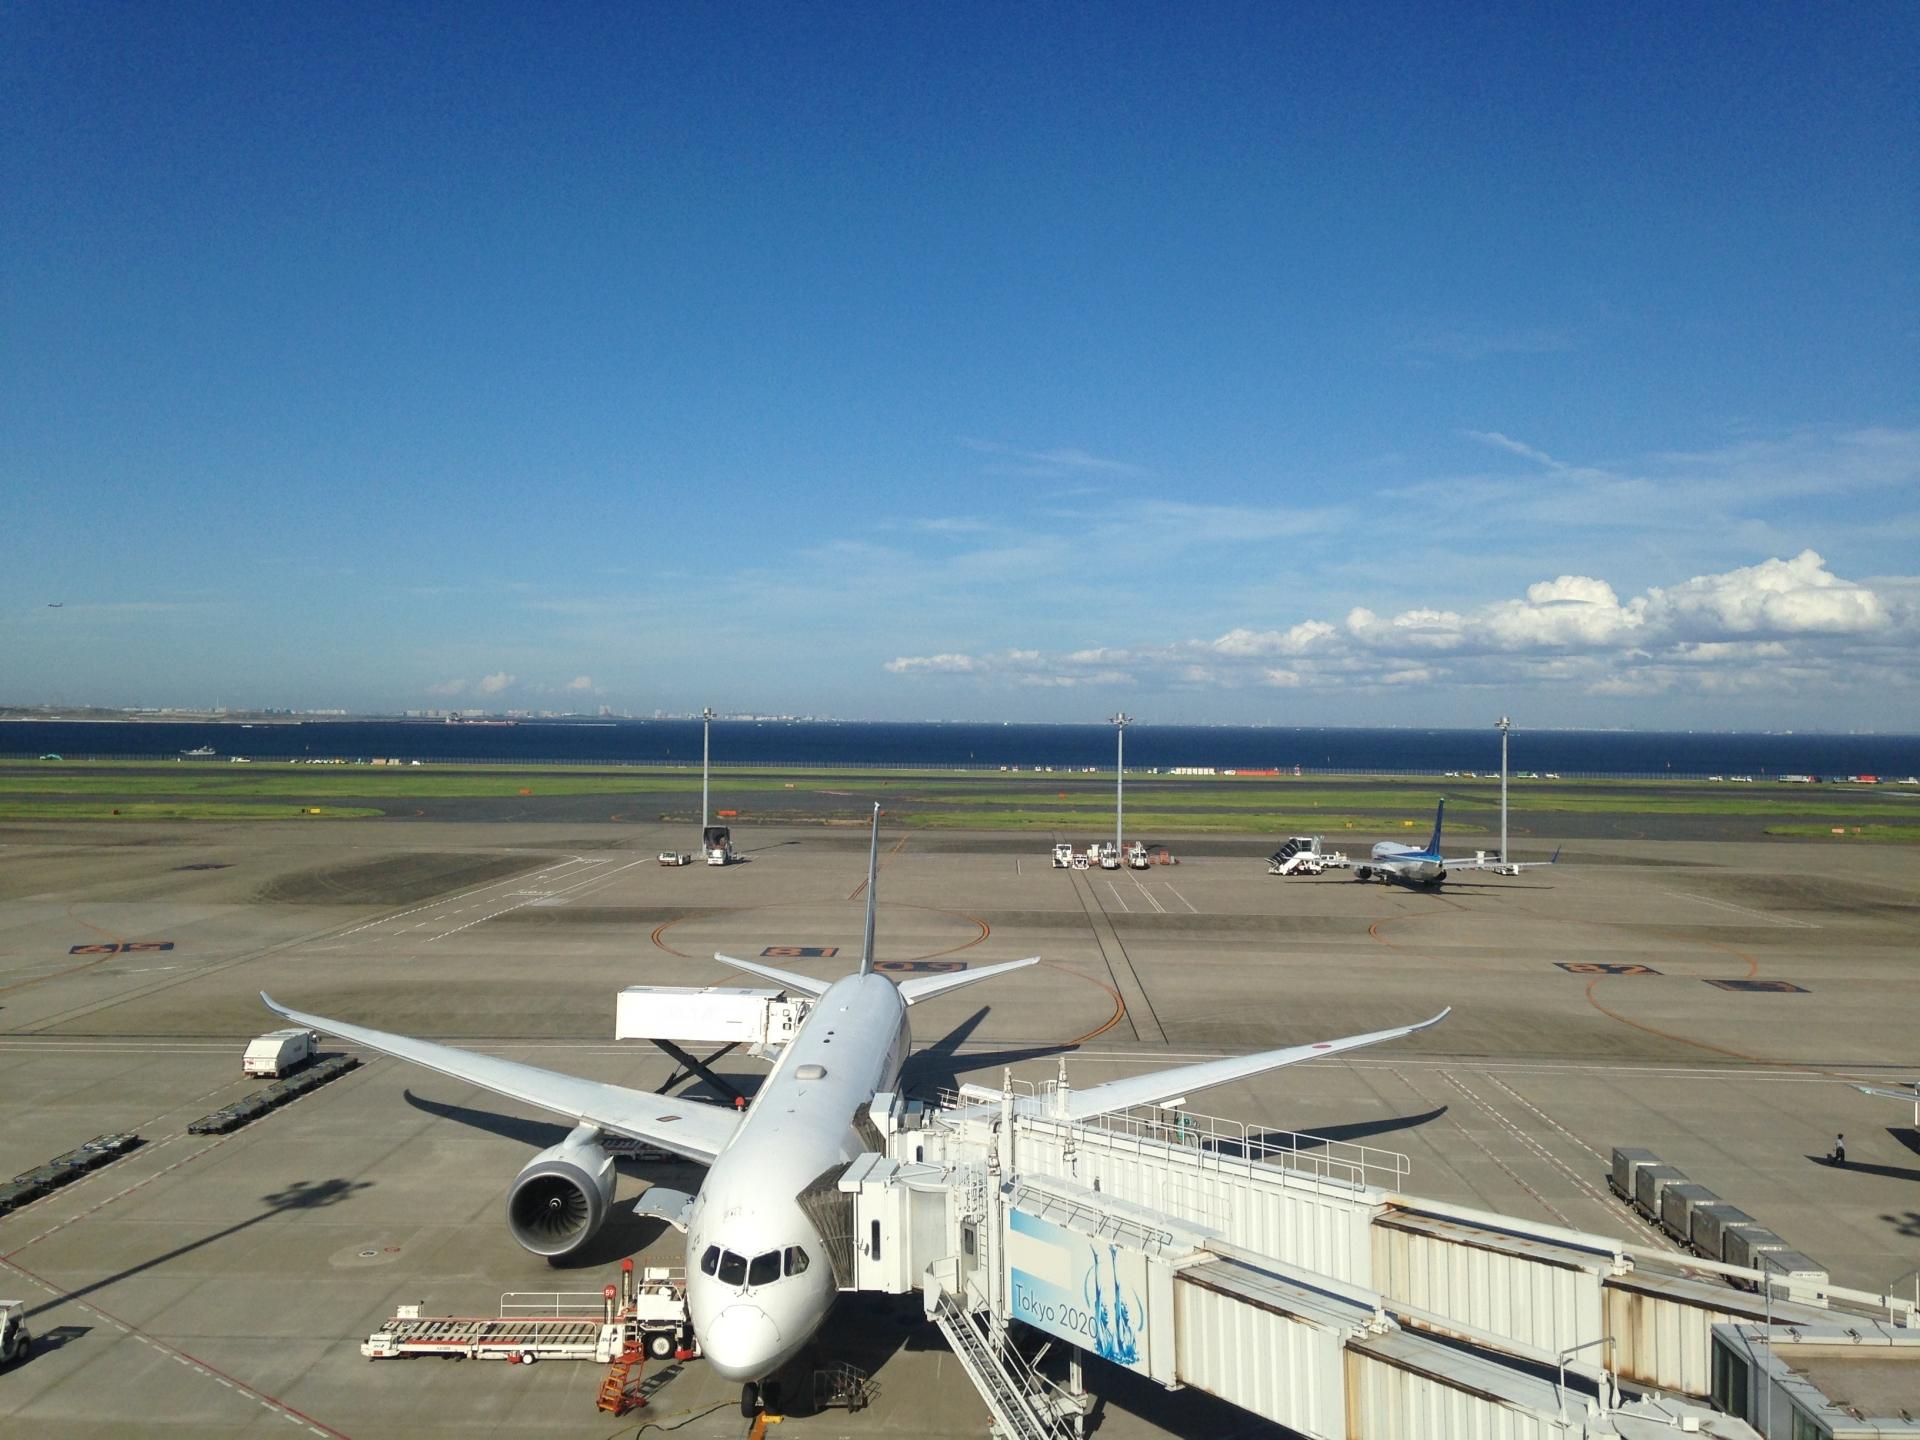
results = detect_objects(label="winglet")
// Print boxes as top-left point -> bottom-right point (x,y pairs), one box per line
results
860,802 -> 881,976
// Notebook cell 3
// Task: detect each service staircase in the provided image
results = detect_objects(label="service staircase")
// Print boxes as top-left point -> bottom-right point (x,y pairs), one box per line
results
928,1288 -> 1079,1440
595,1342 -> 644,1416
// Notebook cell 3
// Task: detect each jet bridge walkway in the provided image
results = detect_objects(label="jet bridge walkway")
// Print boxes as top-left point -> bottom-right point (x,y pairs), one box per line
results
828,1077 -> 1917,1440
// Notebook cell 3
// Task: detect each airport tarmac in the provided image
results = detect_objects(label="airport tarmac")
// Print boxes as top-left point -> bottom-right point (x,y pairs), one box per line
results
1,816 -> 1917,1437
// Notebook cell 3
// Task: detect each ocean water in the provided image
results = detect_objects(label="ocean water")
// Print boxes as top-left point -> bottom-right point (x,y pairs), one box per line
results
5,718 -> 1919,780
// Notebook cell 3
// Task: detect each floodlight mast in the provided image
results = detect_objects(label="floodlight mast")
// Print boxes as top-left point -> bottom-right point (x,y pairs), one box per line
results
701,706 -> 715,837
1496,714 -> 1512,864
1111,712 -> 1131,856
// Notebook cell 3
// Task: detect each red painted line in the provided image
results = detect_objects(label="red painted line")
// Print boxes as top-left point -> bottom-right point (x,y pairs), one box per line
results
0,1253 -> 352,1438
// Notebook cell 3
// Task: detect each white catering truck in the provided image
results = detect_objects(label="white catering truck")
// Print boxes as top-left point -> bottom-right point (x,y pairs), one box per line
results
242,1028 -> 318,1078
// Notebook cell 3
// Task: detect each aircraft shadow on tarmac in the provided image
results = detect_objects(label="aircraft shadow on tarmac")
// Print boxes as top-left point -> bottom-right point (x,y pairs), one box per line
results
21,1177 -> 370,1323
1805,1154 -> 1920,1183
1247,1107 -> 1450,1154
903,1005 -> 1081,1097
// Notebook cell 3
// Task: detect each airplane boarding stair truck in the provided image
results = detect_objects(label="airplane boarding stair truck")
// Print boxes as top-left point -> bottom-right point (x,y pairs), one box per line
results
702,825 -> 733,866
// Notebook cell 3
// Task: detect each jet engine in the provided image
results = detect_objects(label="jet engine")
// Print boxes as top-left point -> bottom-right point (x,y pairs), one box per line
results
506,1125 -> 617,1258
1354,865 -> 1373,881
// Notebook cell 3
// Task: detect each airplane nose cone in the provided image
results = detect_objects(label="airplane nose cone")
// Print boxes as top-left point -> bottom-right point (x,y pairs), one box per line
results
702,1304 -> 783,1381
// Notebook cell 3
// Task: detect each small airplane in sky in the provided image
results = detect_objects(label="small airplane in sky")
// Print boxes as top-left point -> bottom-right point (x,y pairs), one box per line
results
1353,799 -> 1559,887
265,805 -> 1449,1414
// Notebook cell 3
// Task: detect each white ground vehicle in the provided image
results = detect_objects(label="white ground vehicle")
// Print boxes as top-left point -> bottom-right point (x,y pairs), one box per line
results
702,825 -> 734,866
242,1028 -> 317,1078
658,850 -> 692,867
1126,841 -> 1150,869
1097,843 -> 1120,870
1051,842 -> 1073,869
0,1301 -> 28,1367
1267,836 -> 1351,876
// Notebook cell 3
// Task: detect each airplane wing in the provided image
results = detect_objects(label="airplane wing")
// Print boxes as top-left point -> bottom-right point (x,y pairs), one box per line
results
1060,1008 -> 1451,1121
1853,1084 -> 1920,1102
261,993 -> 740,1164
1443,847 -> 1561,874
712,953 -> 833,997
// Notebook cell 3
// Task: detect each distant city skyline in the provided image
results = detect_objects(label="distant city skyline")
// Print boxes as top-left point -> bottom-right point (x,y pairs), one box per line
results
3,6 -> 1914,728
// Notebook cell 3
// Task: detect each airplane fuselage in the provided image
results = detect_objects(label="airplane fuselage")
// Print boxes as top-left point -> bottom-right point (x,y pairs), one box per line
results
684,970 -> 910,1382
1360,842 -> 1445,886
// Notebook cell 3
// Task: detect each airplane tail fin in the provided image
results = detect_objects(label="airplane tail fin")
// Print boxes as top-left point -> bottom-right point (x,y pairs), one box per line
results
859,802 -> 880,976
1424,798 -> 1446,856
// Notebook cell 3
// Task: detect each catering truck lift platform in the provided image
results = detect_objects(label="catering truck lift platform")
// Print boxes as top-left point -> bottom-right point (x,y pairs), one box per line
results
362,1261 -> 693,1366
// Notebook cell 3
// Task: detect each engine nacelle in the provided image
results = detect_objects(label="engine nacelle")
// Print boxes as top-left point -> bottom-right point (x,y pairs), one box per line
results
507,1127 -> 617,1259
1355,865 -> 1373,881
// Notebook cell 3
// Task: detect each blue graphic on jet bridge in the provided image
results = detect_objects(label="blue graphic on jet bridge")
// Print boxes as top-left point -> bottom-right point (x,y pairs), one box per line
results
1007,1208 -> 1148,1373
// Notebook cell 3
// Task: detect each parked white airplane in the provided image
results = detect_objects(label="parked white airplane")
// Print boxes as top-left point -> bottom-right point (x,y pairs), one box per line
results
1353,799 -> 1559,887
263,806 -> 1448,1414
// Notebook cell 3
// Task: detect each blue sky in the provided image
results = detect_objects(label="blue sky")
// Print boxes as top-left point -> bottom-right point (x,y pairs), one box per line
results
4,4 -> 1915,726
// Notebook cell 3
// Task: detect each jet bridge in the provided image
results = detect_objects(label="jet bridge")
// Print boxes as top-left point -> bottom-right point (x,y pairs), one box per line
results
816,1077 -> 1914,1440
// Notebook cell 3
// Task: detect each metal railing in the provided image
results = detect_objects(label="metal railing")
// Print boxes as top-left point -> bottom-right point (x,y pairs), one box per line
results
499,1292 -> 609,1320
936,1083 -> 1410,1193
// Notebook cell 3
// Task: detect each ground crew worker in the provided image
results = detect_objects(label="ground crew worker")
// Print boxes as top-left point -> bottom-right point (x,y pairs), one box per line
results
1832,1133 -> 1847,1166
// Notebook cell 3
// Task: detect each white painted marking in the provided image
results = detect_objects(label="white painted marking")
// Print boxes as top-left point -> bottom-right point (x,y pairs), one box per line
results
1163,883 -> 1200,914
1658,888 -> 1819,929
1103,881 -> 1130,913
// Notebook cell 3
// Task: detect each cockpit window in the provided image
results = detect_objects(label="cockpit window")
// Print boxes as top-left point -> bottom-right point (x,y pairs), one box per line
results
700,1245 -> 719,1277
748,1250 -> 780,1286
716,1250 -> 747,1286
784,1246 -> 810,1277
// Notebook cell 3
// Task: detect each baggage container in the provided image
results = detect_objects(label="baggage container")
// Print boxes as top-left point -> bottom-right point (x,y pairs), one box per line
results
1743,1250 -> 1829,1303
1632,1163 -> 1688,1219
1658,1183 -> 1719,1244
1724,1225 -> 1792,1271
1609,1146 -> 1661,1200
1689,1203 -> 1756,1260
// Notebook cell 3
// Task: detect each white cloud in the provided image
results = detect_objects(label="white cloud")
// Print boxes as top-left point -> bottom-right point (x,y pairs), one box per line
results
565,675 -> 594,692
1642,550 -> 1888,637
426,678 -> 468,697
476,671 -> 515,695
883,653 -> 981,675
883,551 -> 1917,704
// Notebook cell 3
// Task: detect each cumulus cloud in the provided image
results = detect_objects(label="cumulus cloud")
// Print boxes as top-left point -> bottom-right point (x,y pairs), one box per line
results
565,675 -> 595,692
476,671 -> 515,695
1642,550 -> 1888,637
883,551 -> 1915,702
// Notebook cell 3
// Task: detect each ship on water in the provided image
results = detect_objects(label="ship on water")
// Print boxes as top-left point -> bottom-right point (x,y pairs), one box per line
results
180,745 -> 217,757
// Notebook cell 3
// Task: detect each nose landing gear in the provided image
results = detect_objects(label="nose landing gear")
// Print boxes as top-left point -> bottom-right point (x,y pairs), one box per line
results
740,1380 -> 759,1417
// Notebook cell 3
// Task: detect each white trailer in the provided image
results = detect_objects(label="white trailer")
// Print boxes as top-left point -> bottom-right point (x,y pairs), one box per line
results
242,1028 -> 317,1078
